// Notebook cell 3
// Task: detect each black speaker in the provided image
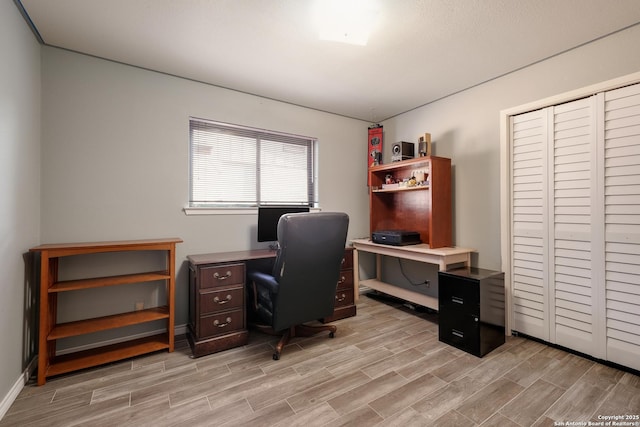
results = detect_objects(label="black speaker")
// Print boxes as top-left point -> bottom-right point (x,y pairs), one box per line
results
391,142 -> 414,162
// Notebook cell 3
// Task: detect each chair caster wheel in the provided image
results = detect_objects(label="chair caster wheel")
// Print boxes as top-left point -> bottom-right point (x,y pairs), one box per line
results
273,353 -> 280,360
329,331 -> 335,338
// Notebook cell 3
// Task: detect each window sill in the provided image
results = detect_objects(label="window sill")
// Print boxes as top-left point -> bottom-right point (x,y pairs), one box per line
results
183,207 -> 255,216
183,207 -> 321,216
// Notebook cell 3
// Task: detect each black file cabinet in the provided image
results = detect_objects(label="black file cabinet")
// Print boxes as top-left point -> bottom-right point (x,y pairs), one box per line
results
438,267 -> 505,357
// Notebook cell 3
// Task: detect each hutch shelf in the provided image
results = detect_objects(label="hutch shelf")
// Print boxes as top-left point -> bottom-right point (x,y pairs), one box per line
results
369,156 -> 452,248
30,238 -> 182,385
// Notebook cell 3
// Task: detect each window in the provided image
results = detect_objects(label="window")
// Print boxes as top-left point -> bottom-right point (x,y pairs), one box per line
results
189,118 -> 317,209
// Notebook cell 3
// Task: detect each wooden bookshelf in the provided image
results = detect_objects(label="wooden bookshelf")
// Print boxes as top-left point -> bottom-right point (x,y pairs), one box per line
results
30,238 -> 182,385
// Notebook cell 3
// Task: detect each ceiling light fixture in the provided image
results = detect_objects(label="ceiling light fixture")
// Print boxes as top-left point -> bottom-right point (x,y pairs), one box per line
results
313,0 -> 380,46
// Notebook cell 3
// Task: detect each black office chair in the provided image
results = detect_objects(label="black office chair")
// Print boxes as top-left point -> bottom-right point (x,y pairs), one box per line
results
247,212 -> 349,360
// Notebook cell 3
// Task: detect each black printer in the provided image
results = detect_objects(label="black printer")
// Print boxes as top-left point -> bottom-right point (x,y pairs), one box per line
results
371,230 -> 421,246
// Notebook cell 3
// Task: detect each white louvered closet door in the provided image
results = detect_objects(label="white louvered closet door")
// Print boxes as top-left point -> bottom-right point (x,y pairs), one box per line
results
510,109 -> 549,340
510,98 -> 601,357
550,97 -> 602,357
603,83 -> 640,371
508,80 -> 640,370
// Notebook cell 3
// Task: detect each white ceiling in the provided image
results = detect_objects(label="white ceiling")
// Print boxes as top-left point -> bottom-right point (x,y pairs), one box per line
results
18,0 -> 640,122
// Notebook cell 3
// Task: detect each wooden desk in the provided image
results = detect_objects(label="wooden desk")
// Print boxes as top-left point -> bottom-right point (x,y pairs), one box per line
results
351,238 -> 474,311
187,247 -> 356,357
187,249 -> 276,266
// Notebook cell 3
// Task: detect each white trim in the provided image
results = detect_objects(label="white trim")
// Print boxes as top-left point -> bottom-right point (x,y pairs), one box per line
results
545,106 -> 553,343
592,92 -> 607,360
183,207 -> 322,216
501,71 -> 640,118
499,111 -> 513,336
184,207 -> 258,216
0,357 -> 37,421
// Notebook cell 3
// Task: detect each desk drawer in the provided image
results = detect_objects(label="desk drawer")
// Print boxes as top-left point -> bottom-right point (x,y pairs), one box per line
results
335,269 -> 354,309
199,309 -> 245,339
334,287 -> 354,308
340,250 -> 353,270
336,269 -> 353,289
199,263 -> 245,289
200,287 -> 244,315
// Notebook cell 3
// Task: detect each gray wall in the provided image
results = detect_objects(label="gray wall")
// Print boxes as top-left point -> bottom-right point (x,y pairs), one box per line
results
40,46 -> 370,348
0,0 -> 41,413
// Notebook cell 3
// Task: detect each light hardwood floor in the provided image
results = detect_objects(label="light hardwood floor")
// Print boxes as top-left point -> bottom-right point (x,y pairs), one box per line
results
2,295 -> 639,426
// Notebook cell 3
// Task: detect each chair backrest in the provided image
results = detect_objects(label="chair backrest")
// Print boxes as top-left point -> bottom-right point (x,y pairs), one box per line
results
270,212 -> 349,331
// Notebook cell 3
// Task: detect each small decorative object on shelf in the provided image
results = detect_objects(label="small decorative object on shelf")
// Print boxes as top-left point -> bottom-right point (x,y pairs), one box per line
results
418,133 -> 432,156
391,141 -> 415,162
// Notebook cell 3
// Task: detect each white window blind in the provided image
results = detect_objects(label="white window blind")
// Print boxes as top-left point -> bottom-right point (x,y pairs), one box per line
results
189,118 -> 317,208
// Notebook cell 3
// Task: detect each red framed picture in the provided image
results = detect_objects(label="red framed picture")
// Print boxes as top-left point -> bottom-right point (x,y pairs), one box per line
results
367,124 -> 383,185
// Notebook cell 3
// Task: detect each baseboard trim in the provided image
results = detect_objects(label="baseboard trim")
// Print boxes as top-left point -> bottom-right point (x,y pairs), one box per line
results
0,357 -> 37,421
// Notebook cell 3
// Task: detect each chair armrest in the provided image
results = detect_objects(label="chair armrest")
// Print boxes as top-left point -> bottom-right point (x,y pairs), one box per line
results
248,271 -> 280,294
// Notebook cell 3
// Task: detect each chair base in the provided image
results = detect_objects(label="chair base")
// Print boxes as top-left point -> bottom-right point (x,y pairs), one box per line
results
252,323 -> 337,360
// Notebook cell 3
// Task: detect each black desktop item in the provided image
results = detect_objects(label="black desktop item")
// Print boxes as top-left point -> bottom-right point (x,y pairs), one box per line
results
371,229 -> 421,246
257,205 -> 310,242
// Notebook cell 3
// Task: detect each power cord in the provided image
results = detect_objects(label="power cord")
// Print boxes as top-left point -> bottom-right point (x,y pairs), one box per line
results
397,258 -> 430,287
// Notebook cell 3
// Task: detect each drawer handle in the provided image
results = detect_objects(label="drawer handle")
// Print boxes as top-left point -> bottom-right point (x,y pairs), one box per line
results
452,296 -> 464,305
213,294 -> 232,304
336,293 -> 346,302
337,275 -> 346,285
452,329 -> 464,338
341,257 -> 346,266
213,317 -> 232,328
213,271 -> 232,281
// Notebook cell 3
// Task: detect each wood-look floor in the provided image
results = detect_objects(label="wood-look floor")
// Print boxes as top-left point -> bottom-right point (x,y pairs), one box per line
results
2,295 -> 639,427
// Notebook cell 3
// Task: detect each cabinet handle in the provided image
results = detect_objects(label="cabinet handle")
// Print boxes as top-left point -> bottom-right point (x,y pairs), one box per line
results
337,275 -> 346,285
336,293 -> 346,302
213,317 -> 232,328
213,294 -> 232,304
452,296 -> 464,305
452,329 -> 464,338
213,271 -> 232,281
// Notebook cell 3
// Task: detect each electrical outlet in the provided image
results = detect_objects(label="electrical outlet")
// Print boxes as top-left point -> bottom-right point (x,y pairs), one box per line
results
135,301 -> 144,311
